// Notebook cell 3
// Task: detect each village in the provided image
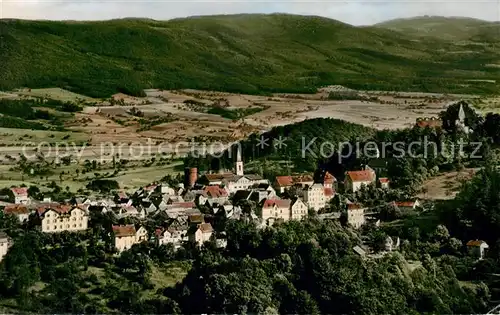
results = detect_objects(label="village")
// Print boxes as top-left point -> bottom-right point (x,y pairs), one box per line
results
0,125 -> 488,263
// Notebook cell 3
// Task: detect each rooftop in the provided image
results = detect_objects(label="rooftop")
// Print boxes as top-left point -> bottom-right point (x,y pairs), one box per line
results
3,204 -> 29,215
346,170 -> 375,183
11,187 -> 28,197
112,224 -> 136,237
263,198 -> 291,208
275,174 -> 314,187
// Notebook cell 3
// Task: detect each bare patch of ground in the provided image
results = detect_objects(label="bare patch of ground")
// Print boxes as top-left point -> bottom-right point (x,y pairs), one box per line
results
418,168 -> 478,200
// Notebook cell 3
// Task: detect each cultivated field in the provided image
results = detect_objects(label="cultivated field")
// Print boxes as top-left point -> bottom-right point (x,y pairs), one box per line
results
65,87 -> 476,145
0,86 -> 490,188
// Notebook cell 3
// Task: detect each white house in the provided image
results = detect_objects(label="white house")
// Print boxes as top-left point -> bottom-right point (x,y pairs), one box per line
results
160,184 -> 176,196
10,187 -> 30,205
223,175 -> 269,194
189,223 -> 213,247
261,198 -> 291,224
155,227 -> 188,249
136,226 -> 149,243
290,198 -> 308,220
347,203 -> 366,229
379,178 -> 390,189
112,225 -> 137,252
344,169 -> 376,193
303,184 -> 334,211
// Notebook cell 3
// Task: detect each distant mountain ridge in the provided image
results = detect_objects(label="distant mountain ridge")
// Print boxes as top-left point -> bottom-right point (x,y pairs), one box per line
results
1,14 -> 499,97
375,16 -> 500,41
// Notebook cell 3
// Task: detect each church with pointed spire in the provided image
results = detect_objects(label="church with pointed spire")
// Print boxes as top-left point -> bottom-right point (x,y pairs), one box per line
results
198,145 -> 269,194
235,145 -> 244,176
455,103 -> 471,134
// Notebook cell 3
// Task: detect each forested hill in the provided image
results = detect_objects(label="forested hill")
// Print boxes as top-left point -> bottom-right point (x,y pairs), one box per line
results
1,14 -> 499,97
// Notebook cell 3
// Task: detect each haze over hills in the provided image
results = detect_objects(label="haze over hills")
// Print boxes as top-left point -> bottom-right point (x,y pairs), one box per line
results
375,16 -> 500,42
1,13 -> 499,98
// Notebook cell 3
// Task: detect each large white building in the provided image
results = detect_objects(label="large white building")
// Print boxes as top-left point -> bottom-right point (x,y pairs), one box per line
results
37,204 -> 89,233
303,184 -> 335,211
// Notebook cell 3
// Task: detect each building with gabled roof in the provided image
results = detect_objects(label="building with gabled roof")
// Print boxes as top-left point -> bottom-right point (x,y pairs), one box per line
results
155,227 -> 188,249
323,172 -> 337,189
415,117 -> 442,129
378,178 -> 390,189
290,197 -> 308,221
344,168 -> 376,193
112,224 -> 136,252
198,185 -> 229,206
189,223 -> 213,247
10,187 -> 30,205
261,198 -> 292,225
467,240 -> 488,260
3,204 -> 30,222
347,203 -> 366,229
392,200 -> 420,211
303,183 -> 334,212
274,174 -> 314,193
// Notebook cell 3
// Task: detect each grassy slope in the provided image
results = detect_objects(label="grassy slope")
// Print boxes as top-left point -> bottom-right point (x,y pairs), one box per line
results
1,14 -> 499,97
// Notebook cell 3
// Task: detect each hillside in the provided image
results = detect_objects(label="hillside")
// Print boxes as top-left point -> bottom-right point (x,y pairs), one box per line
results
1,14 -> 499,97
375,16 -> 500,42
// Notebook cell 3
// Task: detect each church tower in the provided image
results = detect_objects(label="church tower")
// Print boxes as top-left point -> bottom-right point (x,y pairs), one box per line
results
235,146 -> 244,176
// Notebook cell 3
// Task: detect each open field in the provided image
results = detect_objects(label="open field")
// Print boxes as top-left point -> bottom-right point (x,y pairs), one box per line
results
0,87 -> 480,164
0,127 -> 89,145
12,87 -> 464,145
418,168 -> 478,200
0,160 -> 183,192
15,88 -> 101,103
1,87 -> 465,144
